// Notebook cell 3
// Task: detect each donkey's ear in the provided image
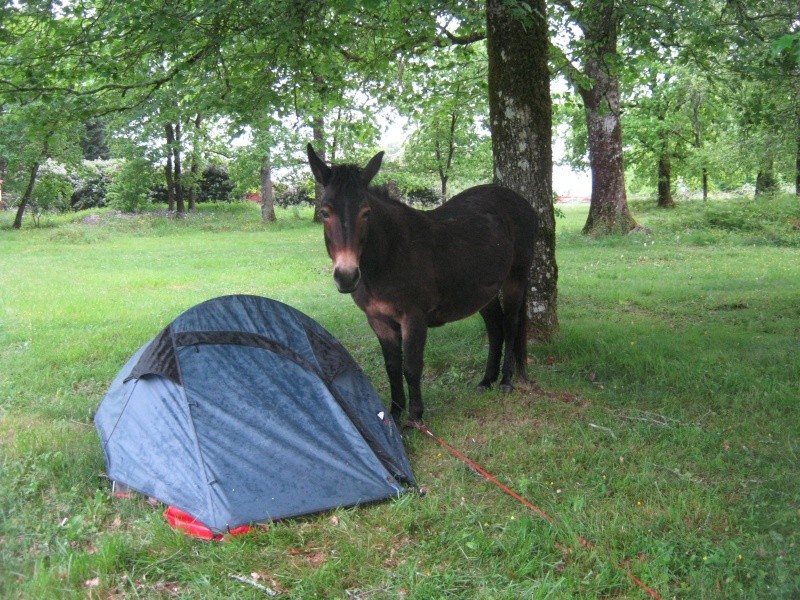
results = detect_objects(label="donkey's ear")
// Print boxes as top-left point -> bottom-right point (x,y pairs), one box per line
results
361,151 -> 384,185
307,144 -> 332,186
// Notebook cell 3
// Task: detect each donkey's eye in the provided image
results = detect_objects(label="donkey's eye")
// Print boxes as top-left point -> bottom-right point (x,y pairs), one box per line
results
319,208 -> 331,219
362,210 -> 371,221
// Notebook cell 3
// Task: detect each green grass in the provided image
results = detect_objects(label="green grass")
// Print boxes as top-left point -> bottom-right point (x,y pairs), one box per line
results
1,197 -> 799,598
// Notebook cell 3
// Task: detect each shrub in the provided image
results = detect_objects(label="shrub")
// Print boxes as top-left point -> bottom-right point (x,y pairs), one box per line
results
198,164 -> 235,203
106,158 -> 157,212
29,160 -> 73,225
403,186 -> 440,207
70,160 -> 118,211
149,183 -> 168,205
275,188 -> 314,208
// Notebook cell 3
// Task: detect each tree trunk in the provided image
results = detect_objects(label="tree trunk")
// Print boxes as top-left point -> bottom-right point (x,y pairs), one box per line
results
796,132 -> 800,197
437,111 -> 458,202
312,115 -> 325,223
13,157 -> 41,229
796,101 -> 800,196
436,138 -> 449,202
174,122 -> 185,216
165,124 -> 176,212
755,169 -> 777,197
487,0 -> 558,341
188,113 -> 202,211
577,1 -> 637,234
755,150 -> 778,197
260,152 -> 276,223
657,136 -> 674,208
188,155 -> 198,211
692,93 -> 709,201
580,68 -> 636,233
1,157 -> 7,210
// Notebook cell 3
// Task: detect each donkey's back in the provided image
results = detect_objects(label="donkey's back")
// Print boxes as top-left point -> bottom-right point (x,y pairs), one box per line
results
419,184 -> 538,325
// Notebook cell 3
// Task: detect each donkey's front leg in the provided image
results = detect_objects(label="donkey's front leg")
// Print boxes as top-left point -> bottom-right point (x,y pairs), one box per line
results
370,316 -> 406,423
401,314 -> 428,424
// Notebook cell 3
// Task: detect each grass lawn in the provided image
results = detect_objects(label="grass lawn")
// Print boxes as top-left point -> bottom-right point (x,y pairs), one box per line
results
1,196 -> 799,598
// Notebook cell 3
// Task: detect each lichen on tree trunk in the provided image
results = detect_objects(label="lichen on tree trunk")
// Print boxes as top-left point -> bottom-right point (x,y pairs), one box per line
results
486,0 -> 558,340
573,0 -> 637,235
580,65 -> 637,234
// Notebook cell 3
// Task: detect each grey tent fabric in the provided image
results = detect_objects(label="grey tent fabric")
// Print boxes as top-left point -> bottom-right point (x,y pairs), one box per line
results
95,295 -> 415,533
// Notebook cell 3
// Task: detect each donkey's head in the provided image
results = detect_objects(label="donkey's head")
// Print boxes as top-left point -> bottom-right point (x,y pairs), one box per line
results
307,144 -> 384,293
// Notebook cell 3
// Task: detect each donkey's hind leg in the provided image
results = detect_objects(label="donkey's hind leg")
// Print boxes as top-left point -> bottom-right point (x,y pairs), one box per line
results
478,296 -> 504,390
498,280 -> 526,393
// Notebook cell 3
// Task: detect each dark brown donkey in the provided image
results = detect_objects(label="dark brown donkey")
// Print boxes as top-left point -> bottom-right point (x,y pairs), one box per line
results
308,144 -> 538,424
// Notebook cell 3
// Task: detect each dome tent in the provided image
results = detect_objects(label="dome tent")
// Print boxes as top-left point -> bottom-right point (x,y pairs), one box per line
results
95,295 -> 415,534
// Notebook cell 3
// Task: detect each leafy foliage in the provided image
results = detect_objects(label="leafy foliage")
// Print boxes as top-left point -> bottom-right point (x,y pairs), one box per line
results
399,43 -> 492,198
28,161 -> 73,225
402,186 -> 441,207
106,158 -> 158,213
275,187 -> 314,208
80,119 -> 111,161
773,32 -> 800,64
198,165 -> 235,203
69,160 -> 119,211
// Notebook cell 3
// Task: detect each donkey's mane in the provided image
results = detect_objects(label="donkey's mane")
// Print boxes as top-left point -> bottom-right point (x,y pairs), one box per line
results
330,163 -> 405,206
371,184 -> 405,206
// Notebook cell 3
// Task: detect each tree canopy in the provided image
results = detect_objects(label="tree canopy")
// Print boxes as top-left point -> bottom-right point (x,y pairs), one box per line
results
2,1 -> 795,211
1,0 -> 797,342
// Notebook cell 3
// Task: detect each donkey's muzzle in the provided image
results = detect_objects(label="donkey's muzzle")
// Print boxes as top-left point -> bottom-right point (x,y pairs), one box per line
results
333,266 -> 361,293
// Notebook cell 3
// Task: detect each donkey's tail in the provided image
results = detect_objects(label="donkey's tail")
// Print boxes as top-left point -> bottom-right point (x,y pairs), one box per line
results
515,285 -> 529,381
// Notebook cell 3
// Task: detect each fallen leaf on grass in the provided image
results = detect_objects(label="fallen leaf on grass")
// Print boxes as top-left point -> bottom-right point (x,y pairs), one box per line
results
287,547 -> 327,568
85,577 -> 100,588
383,548 -> 401,568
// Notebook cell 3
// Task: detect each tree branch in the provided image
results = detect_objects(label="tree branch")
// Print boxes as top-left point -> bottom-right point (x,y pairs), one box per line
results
549,43 -> 591,91
433,28 -> 486,47
0,43 -> 215,106
552,0 -> 577,14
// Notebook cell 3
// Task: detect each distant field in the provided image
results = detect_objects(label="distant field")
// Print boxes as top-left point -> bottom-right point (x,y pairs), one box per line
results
1,196 -> 798,599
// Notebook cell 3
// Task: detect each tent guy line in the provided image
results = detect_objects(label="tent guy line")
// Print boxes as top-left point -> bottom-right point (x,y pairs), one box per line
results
412,422 -> 662,599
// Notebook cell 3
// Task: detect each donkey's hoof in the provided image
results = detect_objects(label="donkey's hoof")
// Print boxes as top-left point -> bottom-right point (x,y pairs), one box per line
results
476,382 -> 492,392
404,418 -> 425,431
500,383 -> 513,394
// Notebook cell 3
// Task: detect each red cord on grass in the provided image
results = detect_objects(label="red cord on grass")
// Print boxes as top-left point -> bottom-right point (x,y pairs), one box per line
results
164,506 -> 252,541
413,422 -> 662,599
